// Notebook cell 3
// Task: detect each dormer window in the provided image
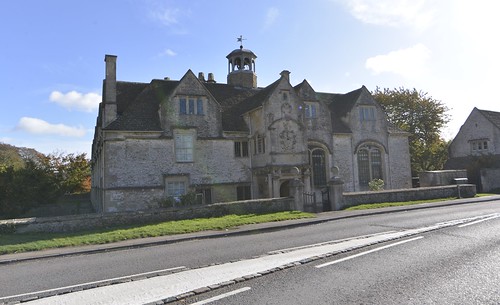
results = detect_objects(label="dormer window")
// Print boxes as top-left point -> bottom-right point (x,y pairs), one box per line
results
304,102 -> 317,119
179,96 -> 205,115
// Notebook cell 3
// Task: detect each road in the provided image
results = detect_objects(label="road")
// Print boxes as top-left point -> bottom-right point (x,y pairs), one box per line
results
1,199 -> 499,304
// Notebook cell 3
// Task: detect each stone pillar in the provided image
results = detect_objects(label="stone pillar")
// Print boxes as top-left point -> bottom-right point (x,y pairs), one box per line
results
328,177 -> 345,211
289,178 -> 305,211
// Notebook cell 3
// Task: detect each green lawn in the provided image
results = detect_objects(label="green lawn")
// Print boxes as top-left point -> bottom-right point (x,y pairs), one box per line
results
344,193 -> 496,211
0,211 -> 314,255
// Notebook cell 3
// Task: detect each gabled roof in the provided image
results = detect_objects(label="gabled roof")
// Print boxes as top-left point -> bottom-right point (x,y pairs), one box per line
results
232,78 -> 281,116
204,82 -> 258,131
477,108 -> 500,129
317,87 -> 364,134
106,79 -> 179,131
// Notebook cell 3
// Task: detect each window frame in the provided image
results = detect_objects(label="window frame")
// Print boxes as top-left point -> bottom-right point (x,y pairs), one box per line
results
174,130 -> 195,162
195,187 -> 212,205
357,145 -> 383,188
359,106 -> 376,122
237,185 -> 252,200
178,95 -> 206,115
255,134 -> 266,155
304,102 -> 318,119
234,140 -> 249,158
470,139 -> 490,153
164,175 -> 189,203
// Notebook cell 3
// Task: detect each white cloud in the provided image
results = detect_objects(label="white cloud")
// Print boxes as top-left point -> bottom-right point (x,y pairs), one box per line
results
264,7 -> 280,28
49,90 -> 101,112
15,117 -> 86,137
340,0 -> 434,30
159,48 -> 177,57
150,7 -> 180,26
365,44 -> 431,78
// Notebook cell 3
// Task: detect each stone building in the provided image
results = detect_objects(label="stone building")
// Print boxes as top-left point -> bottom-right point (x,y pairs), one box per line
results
445,107 -> 500,191
91,45 -> 412,212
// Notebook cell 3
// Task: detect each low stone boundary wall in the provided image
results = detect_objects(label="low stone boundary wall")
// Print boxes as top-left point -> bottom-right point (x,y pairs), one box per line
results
343,184 -> 476,209
0,197 -> 293,234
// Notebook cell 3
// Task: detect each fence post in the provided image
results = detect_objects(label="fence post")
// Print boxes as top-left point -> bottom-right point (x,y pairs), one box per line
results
289,178 -> 305,211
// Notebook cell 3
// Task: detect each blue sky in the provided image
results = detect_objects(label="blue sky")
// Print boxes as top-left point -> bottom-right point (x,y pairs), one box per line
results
2,0 -> 499,156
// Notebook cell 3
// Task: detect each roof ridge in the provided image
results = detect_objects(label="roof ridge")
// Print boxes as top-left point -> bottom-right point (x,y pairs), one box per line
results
477,108 -> 500,129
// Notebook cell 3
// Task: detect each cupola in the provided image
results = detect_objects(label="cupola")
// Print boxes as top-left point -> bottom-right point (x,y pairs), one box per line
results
226,36 -> 257,88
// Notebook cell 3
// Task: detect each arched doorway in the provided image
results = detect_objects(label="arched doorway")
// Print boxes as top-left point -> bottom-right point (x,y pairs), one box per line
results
280,180 -> 290,197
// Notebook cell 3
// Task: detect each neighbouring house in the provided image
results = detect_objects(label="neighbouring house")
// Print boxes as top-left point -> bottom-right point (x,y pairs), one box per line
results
91,45 -> 412,213
445,107 -> 500,192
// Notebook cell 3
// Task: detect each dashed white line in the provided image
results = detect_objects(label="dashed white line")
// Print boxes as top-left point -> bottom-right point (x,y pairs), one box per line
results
315,236 -> 424,268
190,287 -> 251,305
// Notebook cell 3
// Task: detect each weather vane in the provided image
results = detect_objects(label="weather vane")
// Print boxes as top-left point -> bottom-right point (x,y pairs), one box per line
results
237,35 -> 246,49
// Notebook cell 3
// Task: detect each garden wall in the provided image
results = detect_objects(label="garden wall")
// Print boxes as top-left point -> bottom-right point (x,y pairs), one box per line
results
342,184 -> 476,209
0,197 -> 293,234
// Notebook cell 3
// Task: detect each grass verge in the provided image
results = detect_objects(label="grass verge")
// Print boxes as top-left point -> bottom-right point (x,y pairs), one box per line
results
343,197 -> 457,211
344,193 -> 496,211
0,211 -> 314,255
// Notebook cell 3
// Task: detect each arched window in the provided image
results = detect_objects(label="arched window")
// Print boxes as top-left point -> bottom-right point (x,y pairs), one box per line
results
310,148 -> 327,187
357,145 -> 383,187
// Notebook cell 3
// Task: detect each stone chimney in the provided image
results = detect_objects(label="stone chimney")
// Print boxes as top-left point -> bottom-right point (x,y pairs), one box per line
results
198,72 -> 205,82
207,73 -> 216,83
103,55 -> 117,127
280,70 -> 291,82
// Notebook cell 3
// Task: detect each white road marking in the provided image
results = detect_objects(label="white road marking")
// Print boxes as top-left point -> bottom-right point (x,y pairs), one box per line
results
458,213 -> 500,228
315,236 -> 424,268
0,266 -> 186,303
9,213 -> 500,304
190,287 -> 251,305
268,231 -> 397,254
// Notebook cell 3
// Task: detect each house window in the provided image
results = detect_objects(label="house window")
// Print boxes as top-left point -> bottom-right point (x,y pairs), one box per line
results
179,96 -> 205,115
359,106 -> 376,122
197,97 -> 204,115
255,134 -> 265,154
234,141 -> 249,157
179,98 -> 187,114
310,149 -> 327,187
305,103 -> 317,119
196,187 -> 212,204
357,146 -> 383,187
175,131 -> 194,162
471,139 -> 490,153
166,181 -> 186,200
237,185 -> 252,200
188,98 -> 195,114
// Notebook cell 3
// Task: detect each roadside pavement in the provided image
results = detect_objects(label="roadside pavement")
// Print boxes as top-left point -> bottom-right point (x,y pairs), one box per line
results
1,195 -> 499,265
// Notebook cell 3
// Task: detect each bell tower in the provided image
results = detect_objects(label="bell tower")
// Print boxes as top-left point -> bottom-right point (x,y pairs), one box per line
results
226,35 -> 257,88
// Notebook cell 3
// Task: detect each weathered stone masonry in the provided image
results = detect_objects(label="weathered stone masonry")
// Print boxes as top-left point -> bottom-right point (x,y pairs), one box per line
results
91,45 -> 412,213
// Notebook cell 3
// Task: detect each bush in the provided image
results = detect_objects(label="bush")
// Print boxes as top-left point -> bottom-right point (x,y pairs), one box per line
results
157,192 -> 200,209
369,179 -> 384,191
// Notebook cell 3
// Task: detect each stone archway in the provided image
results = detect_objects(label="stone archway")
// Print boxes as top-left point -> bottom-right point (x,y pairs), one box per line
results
279,180 -> 290,197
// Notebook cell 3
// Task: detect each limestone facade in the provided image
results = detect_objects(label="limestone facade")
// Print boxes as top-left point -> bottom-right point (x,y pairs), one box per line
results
91,47 -> 412,212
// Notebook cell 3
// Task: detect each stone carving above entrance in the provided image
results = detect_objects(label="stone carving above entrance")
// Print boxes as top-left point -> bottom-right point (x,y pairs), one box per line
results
279,120 -> 297,151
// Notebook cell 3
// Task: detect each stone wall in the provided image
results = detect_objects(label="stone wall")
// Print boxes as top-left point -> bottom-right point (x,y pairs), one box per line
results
0,197 -> 293,234
342,184 -> 476,209
419,170 -> 468,187
480,168 -> 500,192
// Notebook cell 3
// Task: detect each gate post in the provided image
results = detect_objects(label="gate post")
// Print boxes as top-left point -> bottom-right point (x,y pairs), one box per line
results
289,178 -> 305,211
328,176 -> 344,211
